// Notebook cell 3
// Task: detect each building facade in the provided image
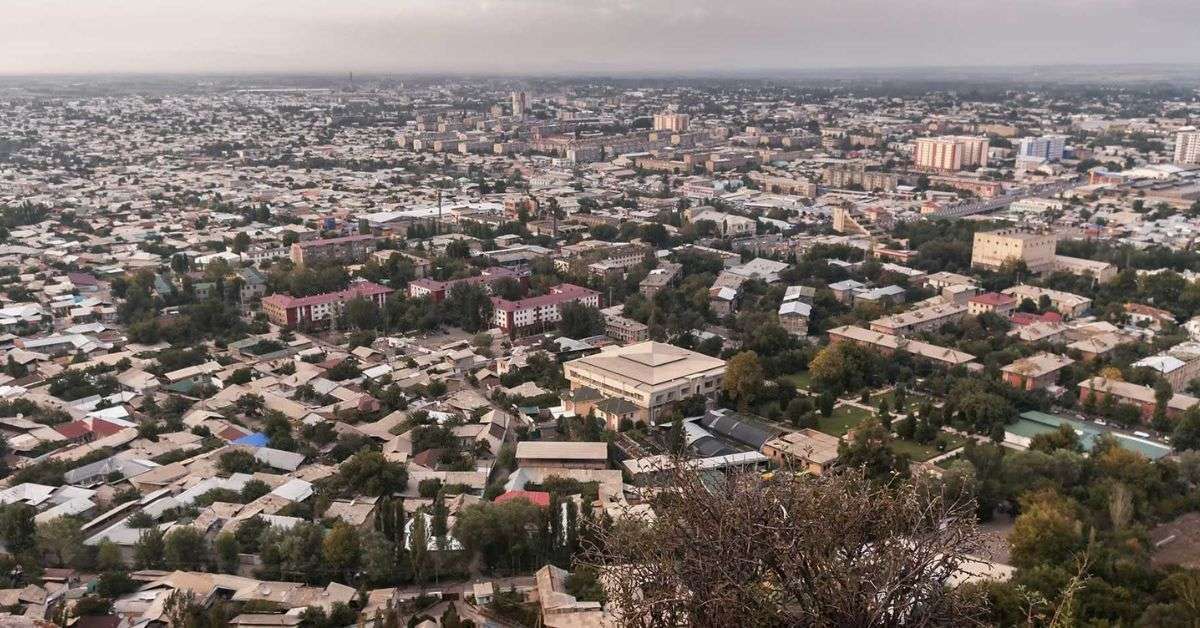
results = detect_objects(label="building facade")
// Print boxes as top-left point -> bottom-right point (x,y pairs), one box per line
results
971,229 -> 1057,273
491,283 -> 600,336
261,281 -> 393,328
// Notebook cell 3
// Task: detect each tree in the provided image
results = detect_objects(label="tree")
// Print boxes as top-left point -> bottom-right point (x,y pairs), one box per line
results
722,351 -> 764,411
409,511 -> 431,584
345,296 -> 381,330
582,464 -> 985,626
1009,489 -> 1085,569
338,450 -> 408,497
443,283 -> 493,333
558,302 -> 605,338
36,517 -> 85,567
232,232 -> 251,254
322,523 -> 361,582
666,416 -> 685,455
1029,424 -> 1082,453
0,504 -> 37,555
163,527 -> 208,570
134,527 -> 166,569
1173,406 -> 1200,451
215,532 -> 240,573
838,418 -> 907,480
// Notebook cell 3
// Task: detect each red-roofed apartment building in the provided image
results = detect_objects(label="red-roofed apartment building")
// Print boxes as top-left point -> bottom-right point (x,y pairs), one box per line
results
968,292 -> 1017,316
262,281 -> 393,328
491,284 -> 600,336
407,266 -> 524,303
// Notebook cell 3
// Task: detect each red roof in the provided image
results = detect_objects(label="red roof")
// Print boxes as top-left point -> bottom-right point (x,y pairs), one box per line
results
495,490 -> 551,508
54,420 -> 91,440
219,426 -> 248,441
263,281 -> 393,309
1009,311 -> 1063,326
90,418 -> 125,438
969,292 -> 1016,306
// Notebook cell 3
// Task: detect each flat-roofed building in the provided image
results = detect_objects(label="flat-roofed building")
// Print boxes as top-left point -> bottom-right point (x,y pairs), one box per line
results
290,234 -> 377,266
262,281 -> 393,329
491,283 -> 600,336
563,341 -> 727,424
971,229 -> 1057,273
515,441 -> 608,470
1054,256 -> 1117,282
604,312 -> 649,344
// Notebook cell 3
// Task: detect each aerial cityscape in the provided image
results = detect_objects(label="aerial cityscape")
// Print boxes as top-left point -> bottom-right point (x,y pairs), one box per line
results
3,3 -> 1200,627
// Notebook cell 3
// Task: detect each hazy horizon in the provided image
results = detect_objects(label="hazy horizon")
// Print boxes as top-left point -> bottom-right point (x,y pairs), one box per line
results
4,0 -> 1200,76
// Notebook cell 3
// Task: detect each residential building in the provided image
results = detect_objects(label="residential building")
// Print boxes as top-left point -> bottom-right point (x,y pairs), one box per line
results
639,263 -> 682,298
1003,285 -> 1091,318
971,229 -> 1057,273
290,234 -> 377,266
1175,129 -> 1200,165
604,312 -> 649,344
653,112 -> 690,132
778,300 -> 812,336
913,136 -> 990,171
762,429 -> 840,475
869,303 -> 968,336
563,341 -> 727,424
1017,135 -> 1067,162
407,266 -> 523,302
491,283 -> 601,336
1078,376 -> 1199,421
826,325 -> 977,369
968,292 -> 1017,316
1001,353 -> 1074,391
261,281 -> 393,328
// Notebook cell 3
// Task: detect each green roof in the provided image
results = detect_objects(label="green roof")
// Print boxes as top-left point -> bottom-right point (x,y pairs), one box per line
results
1013,411 -> 1170,460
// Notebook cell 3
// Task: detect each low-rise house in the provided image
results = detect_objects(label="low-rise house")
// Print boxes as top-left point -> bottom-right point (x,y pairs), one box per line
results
762,429 -> 840,475
1078,376 -> 1199,420
1001,353 -> 1074,391
515,441 -> 608,470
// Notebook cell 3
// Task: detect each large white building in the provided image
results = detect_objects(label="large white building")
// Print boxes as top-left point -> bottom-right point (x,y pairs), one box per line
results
913,136 -> 990,171
563,341 -> 727,424
1017,135 -> 1066,162
1175,129 -> 1200,165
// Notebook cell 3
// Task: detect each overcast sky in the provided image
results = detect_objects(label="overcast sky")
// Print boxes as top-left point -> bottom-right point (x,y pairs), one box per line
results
3,0 -> 1198,75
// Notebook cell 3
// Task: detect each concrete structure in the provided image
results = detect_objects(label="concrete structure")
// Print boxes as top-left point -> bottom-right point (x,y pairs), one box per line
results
869,303 -> 968,336
913,136 -> 990,171
639,263 -> 681,298
778,300 -> 812,337
604,312 -> 649,344
1078,376 -> 1199,421
261,281 -> 393,328
1001,353 -> 1074,391
762,429 -> 840,475
1175,129 -> 1200,165
491,283 -> 600,336
1003,285 -> 1091,318
653,112 -> 690,133
407,266 -> 523,303
563,341 -> 726,424
827,325 -> 976,369
290,234 -> 376,267
1017,135 -> 1067,162
968,292 -> 1017,316
1054,256 -> 1118,282
971,229 -> 1057,273
515,441 -> 608,470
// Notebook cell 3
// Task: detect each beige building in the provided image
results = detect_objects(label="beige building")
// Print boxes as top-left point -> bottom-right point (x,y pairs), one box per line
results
653,112 -> 691,133
971,229 -> 1057,273
869,303 -> 968,336
563,341 -> 726,424
762,429 -> 840,475
913,136 -> 990,171
1003,284 -> 1092,318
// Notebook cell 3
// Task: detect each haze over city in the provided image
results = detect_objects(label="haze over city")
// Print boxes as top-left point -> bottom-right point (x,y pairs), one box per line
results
4,0 -> 1200,75
3,2 -> 1200,627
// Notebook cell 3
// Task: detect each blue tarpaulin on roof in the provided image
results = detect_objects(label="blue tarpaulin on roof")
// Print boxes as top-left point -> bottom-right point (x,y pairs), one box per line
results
233,432 -> 269,447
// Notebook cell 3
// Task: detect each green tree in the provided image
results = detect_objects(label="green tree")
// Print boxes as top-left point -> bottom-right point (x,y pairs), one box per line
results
36,517 -> 85,567
838,418 -> 907,480
163,527 -> 208,570
1173,407 -> 1200,451
722,351 -> 764,411
338,450 -> 408,497
134,527 -> 166,569
322,523 -> 362,582
0,504 -> 37,555
215,532 -> 240,573
1009,489 -> 1085,569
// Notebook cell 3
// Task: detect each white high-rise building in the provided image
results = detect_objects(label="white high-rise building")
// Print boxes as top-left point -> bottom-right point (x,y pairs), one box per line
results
1175,129 -> 1200,165
511,91 -> 527,118
1017,135 -> 1067,162
653,112 -> 690,133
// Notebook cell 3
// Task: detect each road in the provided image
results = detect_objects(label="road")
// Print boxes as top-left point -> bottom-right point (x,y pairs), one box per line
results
931,177 -> 1081,219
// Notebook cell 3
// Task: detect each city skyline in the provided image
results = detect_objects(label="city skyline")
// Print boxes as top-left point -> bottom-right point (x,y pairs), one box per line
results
4,0 -> 1200,75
